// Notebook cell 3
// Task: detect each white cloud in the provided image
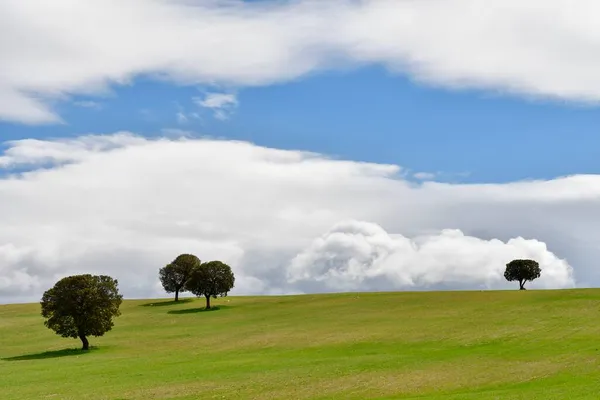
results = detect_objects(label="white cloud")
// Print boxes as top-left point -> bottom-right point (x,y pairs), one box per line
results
194,93 -> 238,120
413,172 -> 436,181
196,93 -> 238,110
0,133 -> 145,168
288,220 -> 573,292
0,132 -> 593,303
4,0 -> 600,123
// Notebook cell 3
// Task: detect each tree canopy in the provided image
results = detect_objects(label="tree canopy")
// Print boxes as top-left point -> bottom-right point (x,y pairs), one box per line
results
185,261 -> 235,309
40,274 -> 123,350
159,253 -> 201,301
504,259 -> 541,290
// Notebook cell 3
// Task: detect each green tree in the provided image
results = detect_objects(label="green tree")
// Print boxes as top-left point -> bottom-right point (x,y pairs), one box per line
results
185,261 -> 235,309
504,259 -> 541,290
40,274 -> 123,350
159,253 -> 201,301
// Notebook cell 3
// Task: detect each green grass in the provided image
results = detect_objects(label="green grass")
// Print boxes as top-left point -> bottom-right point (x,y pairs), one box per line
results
1,290 -> 600,399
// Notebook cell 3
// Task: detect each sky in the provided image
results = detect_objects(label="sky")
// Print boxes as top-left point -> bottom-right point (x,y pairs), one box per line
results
1,0 -> 600,303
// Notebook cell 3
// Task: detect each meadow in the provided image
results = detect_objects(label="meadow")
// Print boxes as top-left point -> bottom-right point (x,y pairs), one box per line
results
1,289 -> 600,399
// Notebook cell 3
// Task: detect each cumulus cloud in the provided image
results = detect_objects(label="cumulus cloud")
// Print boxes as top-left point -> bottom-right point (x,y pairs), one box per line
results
4,0 -> 600,123
0,132 -> 594,303
288,221 -> 573,292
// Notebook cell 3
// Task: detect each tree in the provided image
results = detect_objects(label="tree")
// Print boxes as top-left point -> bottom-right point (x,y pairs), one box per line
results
159,253 -> 201,301
185,261 -> 235,309
40,274 -> 123,350
504,259 -> 541,290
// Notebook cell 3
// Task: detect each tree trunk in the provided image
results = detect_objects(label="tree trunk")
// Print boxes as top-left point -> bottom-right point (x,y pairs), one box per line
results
79,334 -> 89,350
205,295 -> 211,310
175,289 -> 179,302
519,280 -> 526,290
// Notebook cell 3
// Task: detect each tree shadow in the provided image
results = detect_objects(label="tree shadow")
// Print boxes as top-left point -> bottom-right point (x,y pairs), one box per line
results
2,347 -> 99,361
167,305 -> 229,315
140,298 -> 194,307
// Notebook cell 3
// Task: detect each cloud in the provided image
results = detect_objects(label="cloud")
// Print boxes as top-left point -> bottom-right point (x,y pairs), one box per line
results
413,172 -> 436,181
0,133 -> 144,168
4,0 -> 600,123
0,132 -> 593,303
174,100 -> 202,125
288,220 -> 573,292
194,93 -> 238,120
196,93 -> 238,110
73,100 -> 102,110
176,112 -> 188,124
176,111 -> 201,124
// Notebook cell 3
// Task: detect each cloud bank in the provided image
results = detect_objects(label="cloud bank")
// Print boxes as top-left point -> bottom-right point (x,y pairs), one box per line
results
0,132 -> 590,303
288,221 -> 573,292
4,0 -> 600,123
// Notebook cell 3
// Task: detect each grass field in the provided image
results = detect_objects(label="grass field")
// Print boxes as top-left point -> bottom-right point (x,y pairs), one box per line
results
2,290 -> 600,399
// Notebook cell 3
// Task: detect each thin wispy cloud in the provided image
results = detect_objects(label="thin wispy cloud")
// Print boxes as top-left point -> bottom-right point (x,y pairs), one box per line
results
73,100 -> 102,110
194,93 -> 238,120
176,111 -> 201,125
413,172 -> 436,181
176,112 -> 189,124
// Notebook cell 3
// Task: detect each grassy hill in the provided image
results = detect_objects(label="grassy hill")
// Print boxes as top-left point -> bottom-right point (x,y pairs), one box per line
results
2,290 -> 600,399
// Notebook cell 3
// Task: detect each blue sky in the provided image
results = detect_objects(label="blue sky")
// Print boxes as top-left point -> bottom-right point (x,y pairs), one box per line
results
4,0 -> 600,301
3,65 -> 599,184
